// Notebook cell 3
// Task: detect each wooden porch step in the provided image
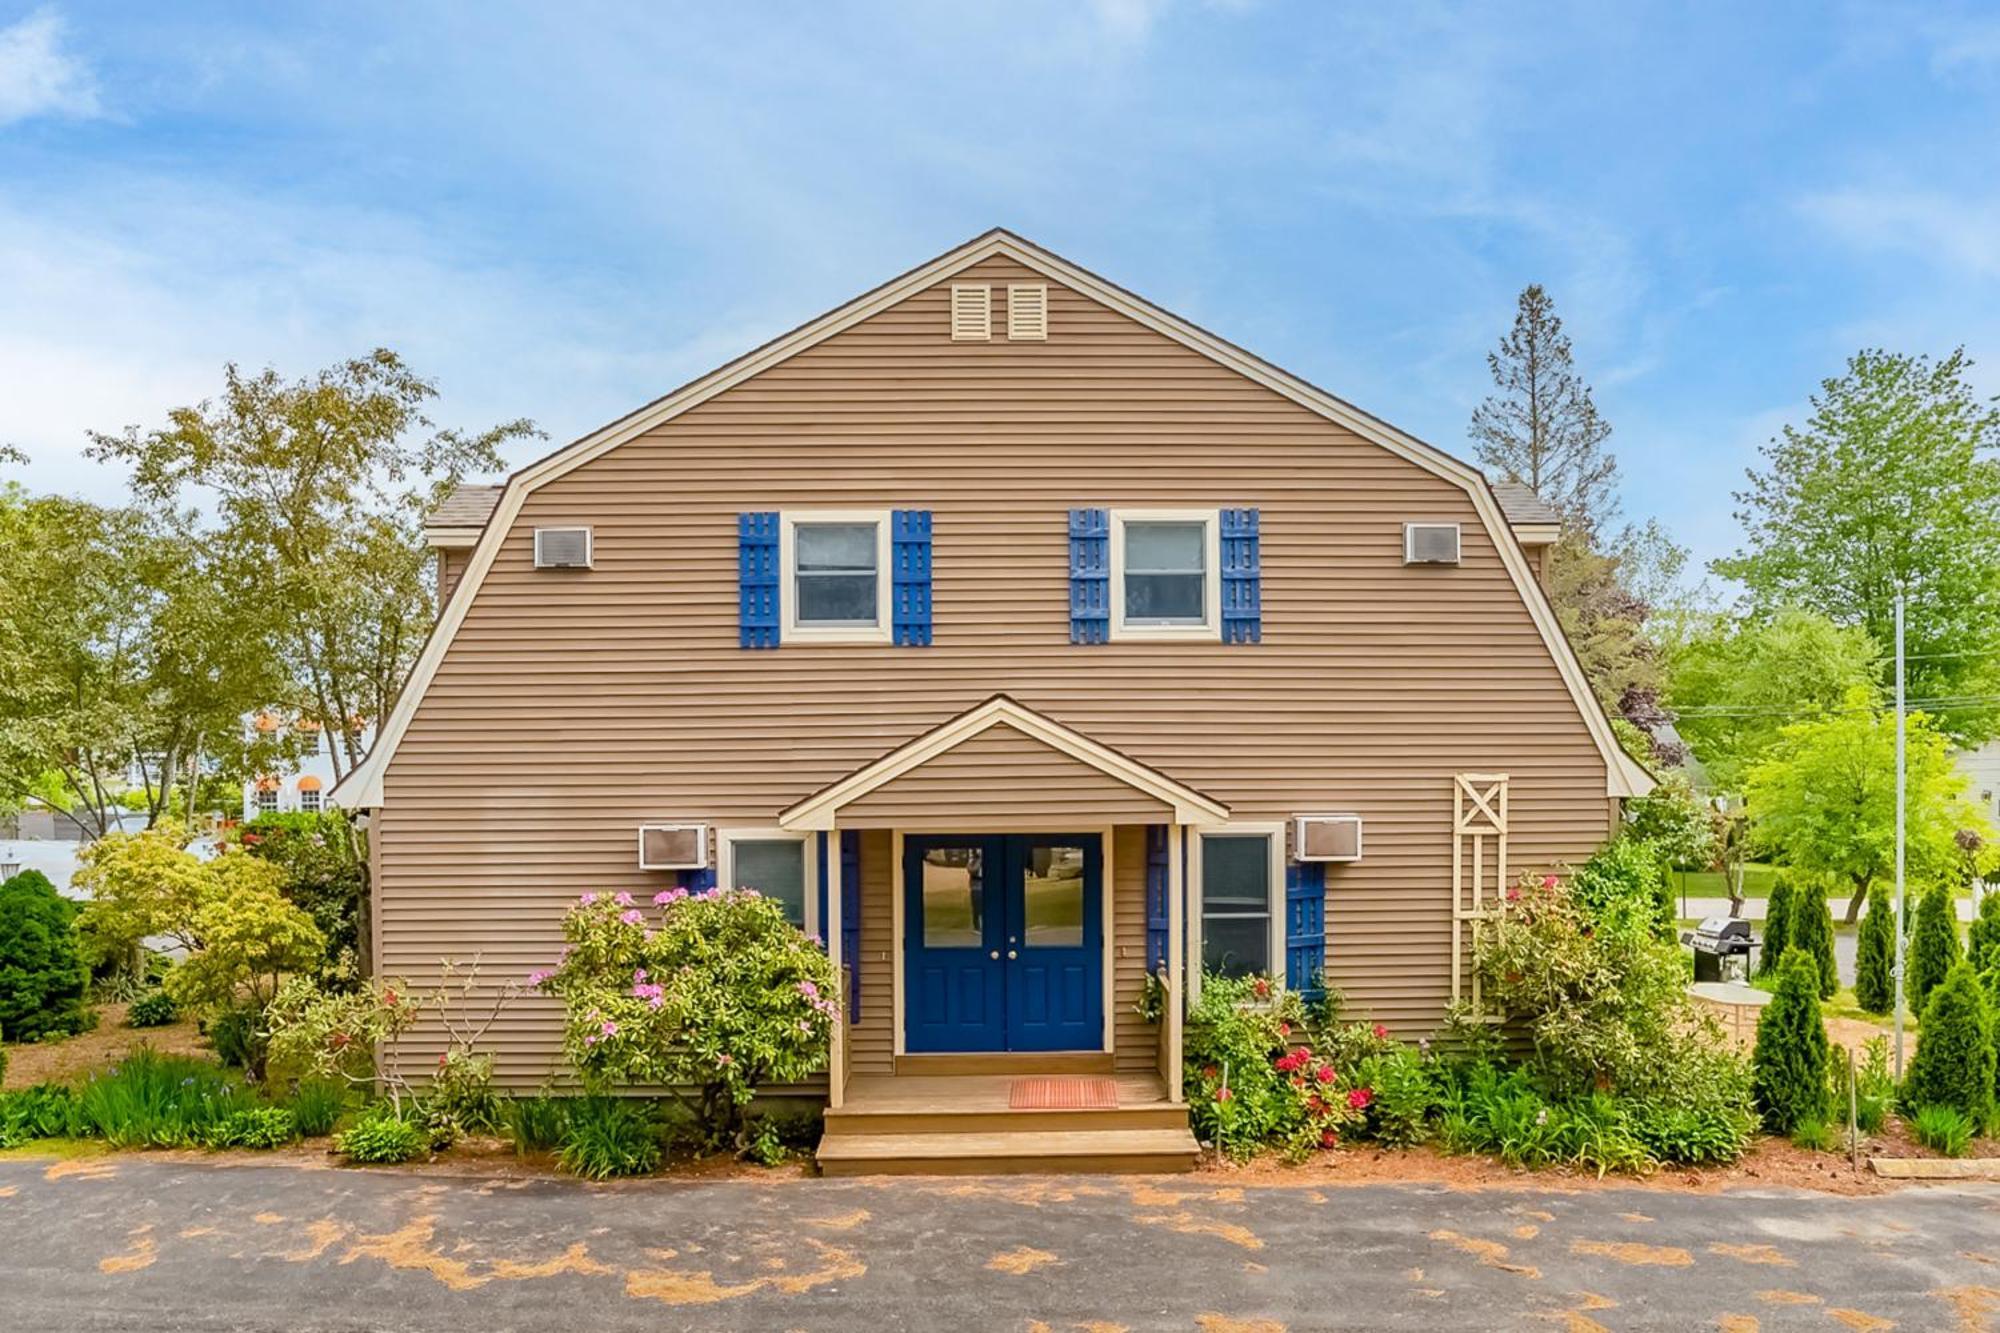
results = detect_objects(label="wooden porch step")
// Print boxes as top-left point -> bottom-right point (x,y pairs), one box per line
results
816,1127 -> 1201,1177
824,1104 -> 1189,1135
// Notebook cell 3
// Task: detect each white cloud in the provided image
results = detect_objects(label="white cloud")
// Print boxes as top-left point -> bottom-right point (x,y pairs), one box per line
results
0,7 -> 100,127
1799,185 -> 2000,280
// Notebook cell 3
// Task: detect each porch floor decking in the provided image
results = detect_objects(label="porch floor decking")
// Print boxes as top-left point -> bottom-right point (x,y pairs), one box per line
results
818,1073 -> 1199,1176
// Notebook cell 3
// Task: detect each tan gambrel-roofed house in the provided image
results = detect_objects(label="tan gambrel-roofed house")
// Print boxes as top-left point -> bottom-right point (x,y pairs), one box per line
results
335,229 -> 1651,1174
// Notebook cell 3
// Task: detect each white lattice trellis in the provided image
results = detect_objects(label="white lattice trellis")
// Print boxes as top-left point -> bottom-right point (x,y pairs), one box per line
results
1451,772 -> 1509,1015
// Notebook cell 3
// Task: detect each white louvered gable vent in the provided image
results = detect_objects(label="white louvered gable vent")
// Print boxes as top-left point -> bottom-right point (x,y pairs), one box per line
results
1296,814 -> 1363,863
1007,283 -> 1048,341
950,284 -> 991,341
638,823 -> 708,871
1403,522 -> 1462,566
533,526 -> 592,569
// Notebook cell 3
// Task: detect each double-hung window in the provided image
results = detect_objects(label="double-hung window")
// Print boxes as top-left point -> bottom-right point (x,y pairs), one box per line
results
780,511 -> 892,645
1196,826 -> 1283,983
1110,509 -> 1220,639
719,829 -> 815,935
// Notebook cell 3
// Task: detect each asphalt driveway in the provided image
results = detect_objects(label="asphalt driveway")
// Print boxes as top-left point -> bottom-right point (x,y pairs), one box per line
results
3,1154 -> 1998,1331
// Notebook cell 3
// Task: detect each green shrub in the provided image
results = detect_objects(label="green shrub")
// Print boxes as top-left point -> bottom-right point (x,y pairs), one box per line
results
536,887 -> 838,1147
1790,1118 -> 1836,1152
418,1048 -> 502,1141
204,1106 -> 297,1149
1854,885 -> 1896,1015
1911,1103 -> 1975,1157
1354,1047 -> 1437,1147
237,812 -> 368,981
0,1083 -> 87,1146
505,1096 -> 571,1156
1183,973 -> 1365,1160
1625,1098 -> 1756,1165
75,1051 -> 252,1148
1787,880 -> 1838,1000
1568,838 -> 1673,934
1969,890 -> 2000,976
1909,883 -> 1963,1013
1832,1036 -> 1896,1134
557,1097 -> 662,1179
0,869 -> 93,1041
1554,1092 -> 1655,1178
334,1109 -> 429,1164
1903,963 -> 1995,1123
286,1079 -> 348,1137
1758,876 -> 1795,978
1752,952 -> 1831,1133
207,1005 -> 267,1075
127,988 -> 179,1029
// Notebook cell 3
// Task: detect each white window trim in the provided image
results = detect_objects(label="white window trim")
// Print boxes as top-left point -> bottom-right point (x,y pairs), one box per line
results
779,510 -> 894,645
1109,508 -> 1222,641
1188,821 -> 1286,1005
717,827 -> 820,939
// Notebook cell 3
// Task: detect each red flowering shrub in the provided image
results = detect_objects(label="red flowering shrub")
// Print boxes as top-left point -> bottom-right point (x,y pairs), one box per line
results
1184,973 -> 1366,1161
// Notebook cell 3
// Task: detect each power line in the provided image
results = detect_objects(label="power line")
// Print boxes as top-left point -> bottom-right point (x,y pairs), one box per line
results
1668,693 -> 2000,720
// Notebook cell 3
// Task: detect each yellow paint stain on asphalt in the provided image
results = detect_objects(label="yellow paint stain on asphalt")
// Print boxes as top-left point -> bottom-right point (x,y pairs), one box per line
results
280,1219 -> 348,1262
1193,1316 -> 1285,1333
1961,1252 -> 1996,1266
341,1216 -> 485,1292
1243,1261 -> 1268,1275
804,1208 -> 870,1230
1134,1211 -> 1264,1251
99,1225 -> 156,1274
1716,1316 -> 1759,1332
1027,1323 -> 1052,1333
1427,1229 -> 1541,1279
1554,1314 -> 1609,1333
1513,1224 -> 1541,1239
253,1212 -> 285,1225
1405,1267 -> 1424,1282
623,1238 -> 862,1306
1570,1239 -> 1691,1267
987,1246 -> 1061,1275
1825,1309 -> 1893,1331
488,1243 -> 614,1281
0,1184 -> 16,1197
44,1159 -> 116,1181
1757,1290 -> 1822,1306
1072,1322 -> 1129,1332
178,1225 -> 215,1239
1508,1207 -> 1557,1223
1708,1243 -> 1793,1267
926,1179 -> 1111,1206
1932,1285 -> 2000,1331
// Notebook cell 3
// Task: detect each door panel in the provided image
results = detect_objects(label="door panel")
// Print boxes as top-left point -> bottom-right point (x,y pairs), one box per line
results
903,837 -> 1006,1052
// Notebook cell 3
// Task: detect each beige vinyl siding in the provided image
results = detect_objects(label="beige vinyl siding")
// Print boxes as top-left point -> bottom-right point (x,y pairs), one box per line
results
838,724 -> 1174,828
1111,824 -> 1156,1074
376,254 -> 1610,1083
849,829 -> 894,1075
436,548 -> 464,602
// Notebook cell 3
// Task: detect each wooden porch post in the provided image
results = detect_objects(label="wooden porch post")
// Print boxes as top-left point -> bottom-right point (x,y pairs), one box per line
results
827,822 -> 846,1111
1166,821 -> 1185,1104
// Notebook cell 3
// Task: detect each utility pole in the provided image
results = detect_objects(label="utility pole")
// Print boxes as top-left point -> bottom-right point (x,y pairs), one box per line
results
1893,592 -> 1908,1081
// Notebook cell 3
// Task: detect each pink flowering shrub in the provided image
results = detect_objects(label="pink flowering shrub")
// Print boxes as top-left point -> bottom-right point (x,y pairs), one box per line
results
534,886 -> 838,1147
1183,972 -> 1365,1161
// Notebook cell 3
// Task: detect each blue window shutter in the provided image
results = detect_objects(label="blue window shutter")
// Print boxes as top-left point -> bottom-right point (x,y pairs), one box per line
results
678,866 -> 717,892
1285,860 -> 1325,997
1221,507 -> 1261,644
1145,825 -> 1169,974
739,512 -> 779,649
1069,508 -> 1109,644
891,510 -> 933,646
841,831 -> 862,1021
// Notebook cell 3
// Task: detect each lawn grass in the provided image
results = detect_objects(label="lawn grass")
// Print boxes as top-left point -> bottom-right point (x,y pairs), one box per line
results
1667,863 -> 1782,899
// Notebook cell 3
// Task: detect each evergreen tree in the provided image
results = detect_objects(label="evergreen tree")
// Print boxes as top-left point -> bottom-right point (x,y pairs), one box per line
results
1909,882 -> 1963,1012
1758,875 -> 1795,978
1903,962 -> 1996,1123
1752,951 -> 1831,1133
1854,884 -> 1895,1015
1469,284 -> 1620,536
1969,890 -> 2000,976
0,870 -> 91,1041
1788,879 -> 1839,1000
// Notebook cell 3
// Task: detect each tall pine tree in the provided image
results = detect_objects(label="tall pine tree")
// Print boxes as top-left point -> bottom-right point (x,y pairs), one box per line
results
1969,890 -> 2000,976
1758,876 -> 1796,978
1909,881 -> 1963,1012
1788,879 -> 1840,1000
1854,884 -> 1895,1015
1751,951 -> 1831,1133
1904,962 -> 1995,1123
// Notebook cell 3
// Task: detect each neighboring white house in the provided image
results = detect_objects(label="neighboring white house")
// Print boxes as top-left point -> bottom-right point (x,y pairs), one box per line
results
240,716 -> 371,820
1959,739 -> 2000,831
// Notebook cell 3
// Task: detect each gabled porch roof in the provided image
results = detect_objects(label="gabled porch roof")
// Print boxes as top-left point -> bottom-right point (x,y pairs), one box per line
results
777,695 -> 1229,830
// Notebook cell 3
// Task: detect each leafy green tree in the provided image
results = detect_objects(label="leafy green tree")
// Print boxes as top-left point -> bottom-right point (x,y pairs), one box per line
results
0,870 -> 91,1040
1470,284 -> 1619,534
1662,608 -> 1881,796
1622,773 -> 1718,872
1909,881 -> 1964,1013
1854,884 -> 1896,1015
87,351 -> 540,783
1751,952 -> 1831,1133
1788,879 -> 1839,1000
1713,348 -> 2000,742
1969,890 -> 2000,977
1903,962 -> 1995,1123
1745,690 -> 1988,921
1758,875 -> 1795,978
1567,837 -> 1673,936
238,812 -> 369,984
165,871 -> 325,1017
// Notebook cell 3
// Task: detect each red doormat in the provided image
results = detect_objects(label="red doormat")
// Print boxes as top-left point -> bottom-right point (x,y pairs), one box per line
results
1009,1076 -> 1119,1110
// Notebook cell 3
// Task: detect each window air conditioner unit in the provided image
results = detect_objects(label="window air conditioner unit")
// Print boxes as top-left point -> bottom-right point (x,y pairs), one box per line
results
1403,522 -> 1461,565
1296,814 -> 1363,863
534,526 -> 593,569
638,823 -> 707,871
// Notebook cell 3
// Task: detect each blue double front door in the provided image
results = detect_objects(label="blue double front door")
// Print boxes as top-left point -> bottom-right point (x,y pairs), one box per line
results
903,833 -> 1104,1053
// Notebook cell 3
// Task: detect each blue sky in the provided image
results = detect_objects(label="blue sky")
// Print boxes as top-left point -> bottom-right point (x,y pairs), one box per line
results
3,2 -> 1998,575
